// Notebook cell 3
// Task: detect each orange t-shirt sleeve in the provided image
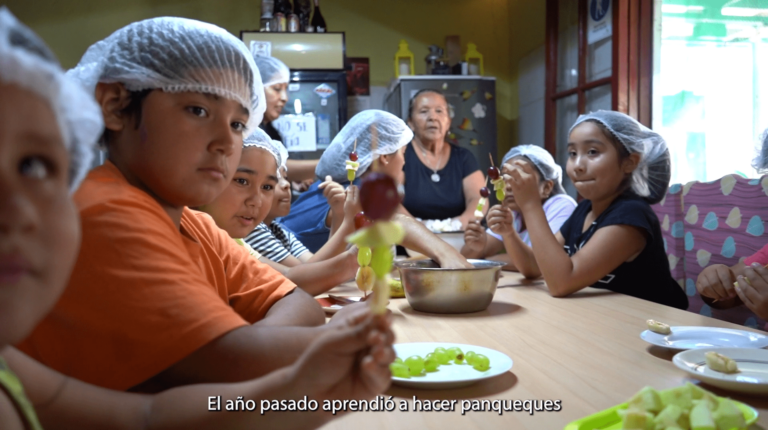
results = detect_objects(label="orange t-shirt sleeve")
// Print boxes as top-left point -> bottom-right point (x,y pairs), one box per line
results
18,175 -> 249,390
188,211 -> 296,324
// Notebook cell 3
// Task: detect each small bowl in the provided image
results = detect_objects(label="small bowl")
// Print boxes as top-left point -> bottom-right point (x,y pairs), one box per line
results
394,259 -> 505,314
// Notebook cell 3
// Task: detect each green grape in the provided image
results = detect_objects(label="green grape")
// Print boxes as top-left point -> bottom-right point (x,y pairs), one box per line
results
424,356 -> 439,372
394,357 -> 403,364
465,351 -> 477,366
434,347 -> 447,355
405,355 -> 425,376
357,246 -> 372,266
433,350 -> 450,365
496,189 -> 505,201
473,354 -> 490,371
371,246 -> 393,278
446,347 -> 462,361
390,362 -> 410,378
347,169 -> 356,182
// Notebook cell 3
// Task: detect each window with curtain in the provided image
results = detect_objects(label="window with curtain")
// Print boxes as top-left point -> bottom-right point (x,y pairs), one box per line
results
654,0 -> 768,184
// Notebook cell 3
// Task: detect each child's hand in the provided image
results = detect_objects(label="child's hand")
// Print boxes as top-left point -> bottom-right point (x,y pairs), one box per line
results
464,221 -> 487,255
735,263 -> 768,320
487,204 -> 514,237
696,264 -> 736,301
290,309 -> 394,404
503,160 -> 540,211
343,184 -> 362,223
319,176 -> 346,218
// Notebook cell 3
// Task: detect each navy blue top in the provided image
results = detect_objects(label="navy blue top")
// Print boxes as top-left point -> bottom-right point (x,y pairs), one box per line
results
560,194 -> 689,310
402,143 -> 480,220
279,178 -> 361,253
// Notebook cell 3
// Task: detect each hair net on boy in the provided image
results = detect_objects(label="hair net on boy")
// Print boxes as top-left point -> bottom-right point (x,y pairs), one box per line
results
316,110 -> 413,182
68,17 -> 265,137
752,128 -> 768,173
243,127 -> 285,178
570,110 -> 670,204
254,55 -> 290,88
0,7 -> 103,192
275,141 -> 288,172
502,144 -> 565,195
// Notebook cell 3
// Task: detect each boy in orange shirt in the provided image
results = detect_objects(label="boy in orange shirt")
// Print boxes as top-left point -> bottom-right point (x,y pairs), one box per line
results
0,9 -> 393,429
18,16 -> 381,392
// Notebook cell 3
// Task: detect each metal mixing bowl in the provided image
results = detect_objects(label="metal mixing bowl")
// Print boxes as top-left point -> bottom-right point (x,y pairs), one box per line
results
394,259 -> 505,314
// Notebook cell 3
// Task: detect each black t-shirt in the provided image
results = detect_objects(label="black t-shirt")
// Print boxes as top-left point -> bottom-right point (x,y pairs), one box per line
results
402,143 -> 480,220
560,194 -> 689,310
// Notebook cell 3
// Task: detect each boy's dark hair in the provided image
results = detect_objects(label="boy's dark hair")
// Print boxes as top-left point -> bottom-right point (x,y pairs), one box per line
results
100,89 -> 152,146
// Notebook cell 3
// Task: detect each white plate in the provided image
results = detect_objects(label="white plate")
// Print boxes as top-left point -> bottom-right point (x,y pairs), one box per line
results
391,342 -> 513,389
640,326 -> 768,350
673,348 -> 768,394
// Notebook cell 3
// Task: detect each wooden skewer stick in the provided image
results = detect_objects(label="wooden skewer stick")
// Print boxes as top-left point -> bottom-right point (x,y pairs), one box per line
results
488,152 -> 495,168
353,138 -> 357,153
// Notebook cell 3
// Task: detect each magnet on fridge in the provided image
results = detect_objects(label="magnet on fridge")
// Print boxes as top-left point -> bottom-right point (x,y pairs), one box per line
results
321,98 -> 328,106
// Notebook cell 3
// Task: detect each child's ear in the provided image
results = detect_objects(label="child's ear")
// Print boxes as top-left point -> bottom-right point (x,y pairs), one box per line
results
541,180 -> 555,198
378,154 -> 390,165
623,153 -> 641,174
94,82 -> 132,132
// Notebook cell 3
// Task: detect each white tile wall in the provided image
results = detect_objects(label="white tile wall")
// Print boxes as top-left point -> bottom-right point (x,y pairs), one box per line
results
518,44 -> 546,148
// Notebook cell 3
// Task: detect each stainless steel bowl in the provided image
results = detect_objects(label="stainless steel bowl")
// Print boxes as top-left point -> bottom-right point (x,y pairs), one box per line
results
394,259 -> 505,314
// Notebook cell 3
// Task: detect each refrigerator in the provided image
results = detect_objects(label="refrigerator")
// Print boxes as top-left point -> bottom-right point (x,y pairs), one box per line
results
383,76 -> 497,177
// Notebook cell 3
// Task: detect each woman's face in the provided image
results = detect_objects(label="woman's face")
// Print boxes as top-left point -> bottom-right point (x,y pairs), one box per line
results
0,83 -> 80,346
501,157 -> 552,212
566,121 -> 636,201
263,82 -> 288,123
201,147 -> 278,239
409,92 -> 450,144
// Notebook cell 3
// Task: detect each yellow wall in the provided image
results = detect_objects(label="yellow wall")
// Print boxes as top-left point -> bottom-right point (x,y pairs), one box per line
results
5,0 -> 545,155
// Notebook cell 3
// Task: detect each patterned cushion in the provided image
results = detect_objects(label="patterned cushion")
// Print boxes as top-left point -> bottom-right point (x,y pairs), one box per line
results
682,175 -> 768,331
651,183 -> 685,288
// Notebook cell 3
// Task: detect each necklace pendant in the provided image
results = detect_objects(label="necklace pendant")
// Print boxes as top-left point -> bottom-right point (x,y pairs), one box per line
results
431,173 -> 440,182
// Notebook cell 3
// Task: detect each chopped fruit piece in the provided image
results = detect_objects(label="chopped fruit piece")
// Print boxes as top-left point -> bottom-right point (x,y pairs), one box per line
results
480,187 -> 490,198
354,211 -> 373,230
488,166 -> 500,180
349,151 -> 358,161
357,246 -> 372,266
646,319 -> 671,335
705,351 -> 739,374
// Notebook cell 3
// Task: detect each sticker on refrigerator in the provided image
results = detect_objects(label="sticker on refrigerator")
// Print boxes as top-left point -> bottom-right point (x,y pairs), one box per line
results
313,84 -> 336,99
471,103 -> 487,119
288,83 -> 300,92
320,99 -> 328,106
249,41 -> 272,58
316,114 -> 331,147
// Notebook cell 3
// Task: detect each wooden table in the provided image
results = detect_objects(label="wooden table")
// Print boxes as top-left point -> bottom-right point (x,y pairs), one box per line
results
321,271 -> 768,429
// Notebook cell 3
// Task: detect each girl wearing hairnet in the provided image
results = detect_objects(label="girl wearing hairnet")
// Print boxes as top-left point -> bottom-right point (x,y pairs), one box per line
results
198,129 -> 361,295
462,145 -> 576,271
503,111 -> 688,309
254,55 -> 318,186
695,128 -> 768,321
18,16 -> 396,398
0,8 -> 393,430
281,109 -> 472,268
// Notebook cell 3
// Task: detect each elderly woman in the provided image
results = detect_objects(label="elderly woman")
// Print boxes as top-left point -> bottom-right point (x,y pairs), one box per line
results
254,55 -> 318,184
401,89 -> 485,228
462,145 -> 577,271
280,109 -> 471,268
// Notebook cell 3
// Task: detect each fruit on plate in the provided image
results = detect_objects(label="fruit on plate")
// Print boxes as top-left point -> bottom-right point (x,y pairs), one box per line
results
705,351 -> 739,374
389,277 -> 404,298
619,384 -> 746,430
391,347 -> 490,378
646,319 -> 672,335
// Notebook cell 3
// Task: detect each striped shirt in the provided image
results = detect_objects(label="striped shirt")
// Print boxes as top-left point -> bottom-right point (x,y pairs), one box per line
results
245,221 -> 309,263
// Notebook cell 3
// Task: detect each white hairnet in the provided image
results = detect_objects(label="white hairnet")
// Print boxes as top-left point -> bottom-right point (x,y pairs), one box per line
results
275,141 -> 288,172
502,144 -> 565,195
243,127 -> 284,178
570,110 -> 670,204
254,55 -> 290,88
753,128 -> 768,173
68,17 -> 265,138
0,7 -> 102,192
316,110 -> 413,183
